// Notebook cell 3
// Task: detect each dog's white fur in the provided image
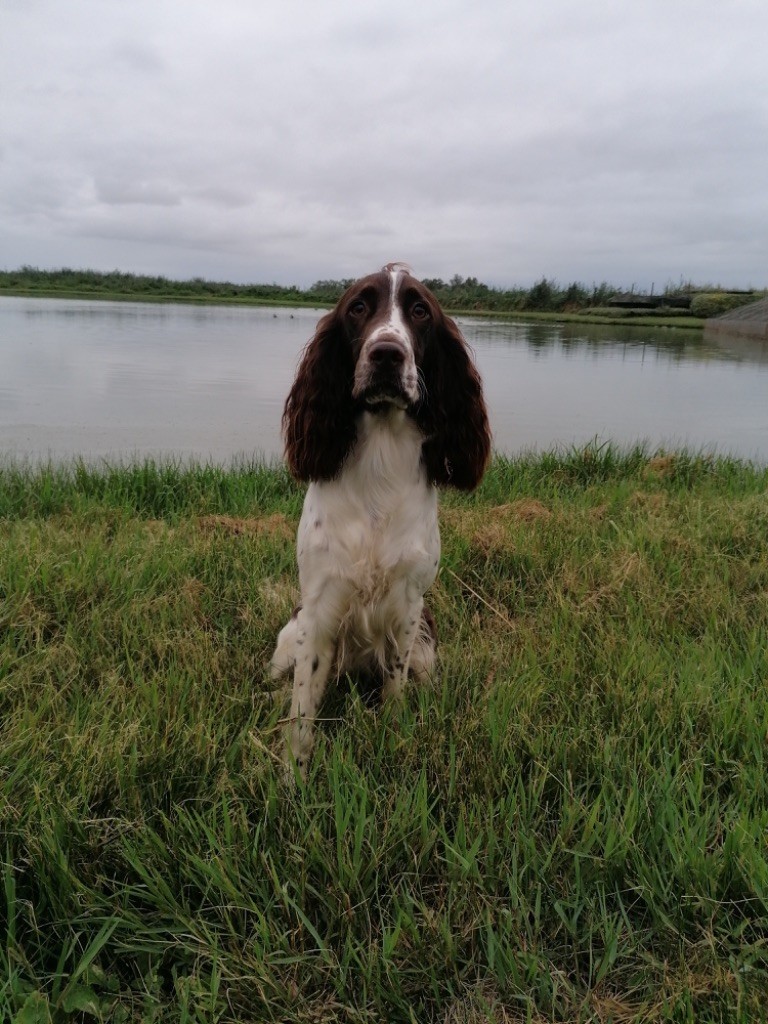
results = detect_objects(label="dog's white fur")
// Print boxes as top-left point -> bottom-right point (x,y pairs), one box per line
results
271,408 -> 439,773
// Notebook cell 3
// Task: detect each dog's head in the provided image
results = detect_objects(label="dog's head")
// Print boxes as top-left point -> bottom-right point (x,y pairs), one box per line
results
283,262 -> 491,488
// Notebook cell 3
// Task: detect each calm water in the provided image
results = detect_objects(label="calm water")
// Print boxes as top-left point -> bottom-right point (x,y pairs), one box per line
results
2,296 -> 768,464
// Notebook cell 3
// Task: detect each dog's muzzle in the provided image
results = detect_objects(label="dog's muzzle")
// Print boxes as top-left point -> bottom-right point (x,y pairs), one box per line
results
356,339 -> 416,408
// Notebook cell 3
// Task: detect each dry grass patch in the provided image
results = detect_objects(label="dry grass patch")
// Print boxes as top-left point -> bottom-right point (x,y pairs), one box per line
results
643,454 -> 679,479
442,499 -> 553,556
196,512 -> 294,540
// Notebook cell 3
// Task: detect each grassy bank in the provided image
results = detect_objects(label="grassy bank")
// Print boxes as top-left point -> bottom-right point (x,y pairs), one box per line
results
2,449 -> 768,1022
0,282 -> 705,328
462,309 -> 705,330
0,285 -> 328,312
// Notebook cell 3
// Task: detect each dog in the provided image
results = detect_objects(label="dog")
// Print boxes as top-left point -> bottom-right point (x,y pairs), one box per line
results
271,263 -> 490,777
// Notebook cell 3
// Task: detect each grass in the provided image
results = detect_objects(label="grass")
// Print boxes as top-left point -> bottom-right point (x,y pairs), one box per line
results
0,285 -> 329,311
0,284 -> 706,329
2,446 -> 768,1022
469,310 -> 705,330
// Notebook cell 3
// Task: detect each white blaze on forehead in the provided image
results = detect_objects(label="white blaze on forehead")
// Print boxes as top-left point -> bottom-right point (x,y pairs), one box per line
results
387,263 -> 406,322
382,260 -> 413,279
388,263 -> 404,294
354,263 -> 420,405
368,263 -> 413,353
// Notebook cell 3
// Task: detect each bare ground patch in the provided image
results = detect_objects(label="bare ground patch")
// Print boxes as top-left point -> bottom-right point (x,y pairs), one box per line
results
196,513 -> 294,541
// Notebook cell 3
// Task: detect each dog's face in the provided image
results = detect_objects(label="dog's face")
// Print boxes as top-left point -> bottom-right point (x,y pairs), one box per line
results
283,262 -> 491,488
337,263 -> 441,409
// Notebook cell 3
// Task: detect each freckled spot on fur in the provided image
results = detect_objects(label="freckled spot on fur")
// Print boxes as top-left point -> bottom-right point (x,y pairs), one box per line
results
312,656 -> 319,673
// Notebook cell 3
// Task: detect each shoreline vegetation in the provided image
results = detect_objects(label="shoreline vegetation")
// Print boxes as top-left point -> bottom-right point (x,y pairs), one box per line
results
2,266 -> 765,329
2,447 -> 768,1021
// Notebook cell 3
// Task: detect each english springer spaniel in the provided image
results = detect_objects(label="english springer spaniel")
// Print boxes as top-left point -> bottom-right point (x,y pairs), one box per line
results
271,263 -> 490,778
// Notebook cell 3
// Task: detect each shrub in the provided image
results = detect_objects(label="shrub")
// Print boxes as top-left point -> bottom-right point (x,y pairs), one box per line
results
690,292 -> 760,318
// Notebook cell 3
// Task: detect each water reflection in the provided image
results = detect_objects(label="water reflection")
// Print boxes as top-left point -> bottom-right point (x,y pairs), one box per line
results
458,317 -> 753,365
458,315 -> 768,462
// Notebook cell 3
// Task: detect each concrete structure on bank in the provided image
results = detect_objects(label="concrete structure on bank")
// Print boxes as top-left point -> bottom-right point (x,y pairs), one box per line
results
705,297 -> 768,341
704,297 -> 768,363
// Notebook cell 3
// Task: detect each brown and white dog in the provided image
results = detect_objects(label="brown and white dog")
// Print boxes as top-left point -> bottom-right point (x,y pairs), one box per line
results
271,263 -> 490,777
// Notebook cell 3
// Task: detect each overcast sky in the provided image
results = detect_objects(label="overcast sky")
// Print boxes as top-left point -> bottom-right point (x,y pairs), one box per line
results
2,0 -> 767,290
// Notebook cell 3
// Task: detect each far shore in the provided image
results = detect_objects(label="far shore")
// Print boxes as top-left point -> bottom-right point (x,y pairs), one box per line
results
0,285 -> 706,330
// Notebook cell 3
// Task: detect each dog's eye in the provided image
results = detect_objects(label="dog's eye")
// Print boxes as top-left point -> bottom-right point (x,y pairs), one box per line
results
411,302 -> 430,321
348,300 -> 367,317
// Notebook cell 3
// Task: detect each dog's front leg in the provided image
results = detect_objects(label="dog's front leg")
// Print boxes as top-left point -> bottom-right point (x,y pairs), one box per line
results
381,596 -> 424,701
284,610 -> 335,780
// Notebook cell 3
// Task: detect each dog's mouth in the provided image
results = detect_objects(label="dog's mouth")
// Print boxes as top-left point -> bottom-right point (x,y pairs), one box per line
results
355,372 -> 415,411
362,383 -> 411,410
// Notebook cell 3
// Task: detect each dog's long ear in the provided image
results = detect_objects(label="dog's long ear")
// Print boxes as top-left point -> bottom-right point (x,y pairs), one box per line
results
417,314 -> 491,490
282,309 -> 358,481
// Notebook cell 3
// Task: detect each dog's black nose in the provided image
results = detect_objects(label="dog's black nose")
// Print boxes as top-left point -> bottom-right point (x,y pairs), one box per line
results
369,340 -> 406,368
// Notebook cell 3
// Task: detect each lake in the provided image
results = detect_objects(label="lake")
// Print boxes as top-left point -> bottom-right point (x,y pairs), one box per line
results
2,296 -> 768,465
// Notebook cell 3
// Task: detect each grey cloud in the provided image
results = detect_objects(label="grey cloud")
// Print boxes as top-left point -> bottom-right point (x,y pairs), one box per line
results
109,39 -> 166,74
192,187 -> 253,210
95,179 -> 181,207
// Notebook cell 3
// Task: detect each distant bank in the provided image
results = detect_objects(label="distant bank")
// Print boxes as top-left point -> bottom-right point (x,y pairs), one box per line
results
2,266 -> 764,329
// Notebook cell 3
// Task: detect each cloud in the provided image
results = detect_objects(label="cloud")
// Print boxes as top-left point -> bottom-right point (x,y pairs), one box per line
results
94,178 -> 181,207
1,0 -> 767,287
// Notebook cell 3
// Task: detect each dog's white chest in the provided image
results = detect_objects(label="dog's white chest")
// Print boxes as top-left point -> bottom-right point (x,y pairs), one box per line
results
297,480 -> 440,605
